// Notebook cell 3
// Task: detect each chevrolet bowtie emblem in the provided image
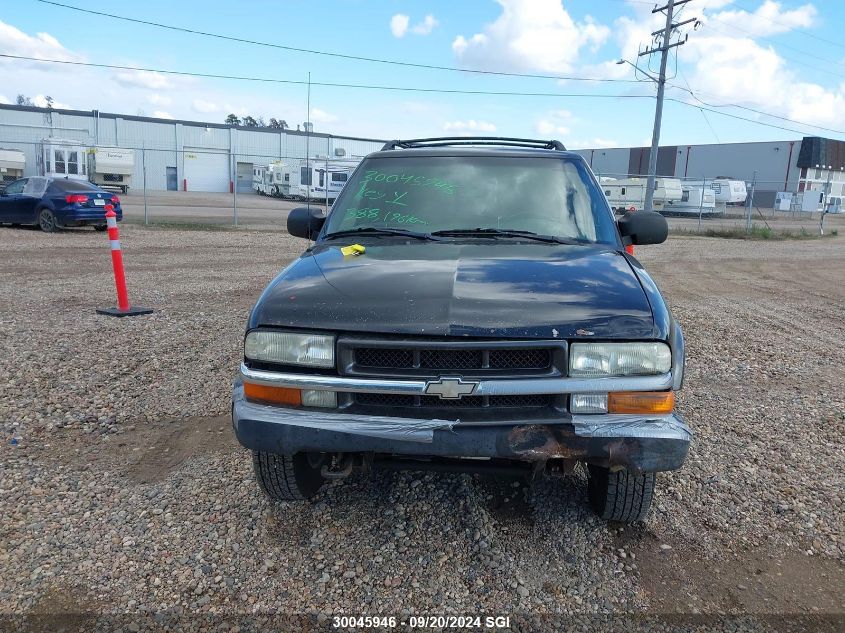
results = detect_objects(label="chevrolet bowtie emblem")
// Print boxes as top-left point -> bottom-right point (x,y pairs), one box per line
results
423,377 -> 479,400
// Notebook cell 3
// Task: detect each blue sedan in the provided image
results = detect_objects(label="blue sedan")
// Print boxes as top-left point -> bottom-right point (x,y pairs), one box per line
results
0,177 -> 123,232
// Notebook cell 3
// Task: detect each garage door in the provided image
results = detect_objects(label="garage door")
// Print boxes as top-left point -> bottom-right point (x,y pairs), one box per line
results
236,162 -> 253,193
184,149 -> 229,192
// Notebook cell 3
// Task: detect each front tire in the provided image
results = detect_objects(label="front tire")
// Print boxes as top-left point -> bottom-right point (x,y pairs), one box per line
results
38,208 -> 59,233
252,451 -> 326,501
587,465 -> 655,522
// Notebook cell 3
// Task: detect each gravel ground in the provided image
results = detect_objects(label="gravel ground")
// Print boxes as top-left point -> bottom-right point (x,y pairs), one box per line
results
0,224 -> 843,630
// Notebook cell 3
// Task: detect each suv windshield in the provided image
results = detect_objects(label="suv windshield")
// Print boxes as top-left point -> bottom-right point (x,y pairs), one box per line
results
325,155 -> 618,244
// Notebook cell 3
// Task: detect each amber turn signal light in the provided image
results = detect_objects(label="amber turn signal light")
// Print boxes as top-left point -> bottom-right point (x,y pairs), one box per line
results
243,382 -> 302,406
608,391 -> 674,414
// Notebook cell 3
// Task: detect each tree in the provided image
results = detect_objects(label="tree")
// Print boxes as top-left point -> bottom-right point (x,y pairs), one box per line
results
45,95 -> 54,108
16,94 -> 33,106
256,116 -> 266,127
268,118 -> 289,130
242,115 -> 258,127
225,113 -> 241,125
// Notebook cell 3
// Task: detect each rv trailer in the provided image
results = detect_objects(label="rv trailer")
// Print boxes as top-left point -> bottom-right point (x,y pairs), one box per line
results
685,178 -> 747,205
37,138 -> 89,182
88,147 -> 134,193
664,184 -> 717,215
601,176 -> 683,212
0,148 -> 25,191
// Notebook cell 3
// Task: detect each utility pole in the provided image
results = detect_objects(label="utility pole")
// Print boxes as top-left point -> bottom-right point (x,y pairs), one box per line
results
640,0 -> 696,214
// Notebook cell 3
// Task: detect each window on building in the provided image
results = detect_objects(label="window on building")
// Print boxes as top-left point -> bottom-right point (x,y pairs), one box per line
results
621,187 -> 626,195
300,166 -> 312,186
284,173 -> 290,182
681,189 -> 690,203
54,149 -> 65,174
68,151 -> 79,175
331,172 -> 348,182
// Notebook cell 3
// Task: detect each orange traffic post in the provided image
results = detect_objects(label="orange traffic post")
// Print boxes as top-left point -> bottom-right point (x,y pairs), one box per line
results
96,205 -> 153,317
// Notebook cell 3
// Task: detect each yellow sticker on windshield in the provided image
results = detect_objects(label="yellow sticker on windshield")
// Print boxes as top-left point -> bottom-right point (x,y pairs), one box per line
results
340,244 -> 366,257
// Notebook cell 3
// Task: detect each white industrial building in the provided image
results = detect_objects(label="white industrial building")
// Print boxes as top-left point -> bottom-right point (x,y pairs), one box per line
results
3,103 -> 843,208
573,136 -> 845,208
0,104 -> 385,194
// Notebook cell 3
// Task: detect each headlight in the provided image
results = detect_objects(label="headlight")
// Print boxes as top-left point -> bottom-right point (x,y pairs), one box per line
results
569,342 -> 671,377
244,330 -> 335,368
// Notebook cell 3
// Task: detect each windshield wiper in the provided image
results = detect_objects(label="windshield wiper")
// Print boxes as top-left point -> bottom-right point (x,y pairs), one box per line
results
322,227 -> 441,241
430,228 -> 583,245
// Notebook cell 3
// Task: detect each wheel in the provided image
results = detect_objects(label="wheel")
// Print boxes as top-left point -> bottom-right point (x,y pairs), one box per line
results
252,450 -> 326,501
93,224 -> 108,232
38,208 -> 59,233
587,464 -> 655,522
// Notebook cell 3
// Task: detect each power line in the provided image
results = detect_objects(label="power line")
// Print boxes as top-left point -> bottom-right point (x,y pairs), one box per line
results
0,54 -> 657,99
703,19 -> 845,77
665,82 -> 845,136
32,0 -> 641,85
665,97 -> 832,137
4,53 -> 841,138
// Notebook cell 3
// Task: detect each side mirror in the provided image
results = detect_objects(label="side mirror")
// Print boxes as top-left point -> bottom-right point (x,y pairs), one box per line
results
617,210 -> 668,245
287,206 -> 326,240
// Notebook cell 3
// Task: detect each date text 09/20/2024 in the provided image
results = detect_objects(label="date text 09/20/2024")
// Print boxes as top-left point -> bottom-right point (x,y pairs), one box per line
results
332,615 -> 512,629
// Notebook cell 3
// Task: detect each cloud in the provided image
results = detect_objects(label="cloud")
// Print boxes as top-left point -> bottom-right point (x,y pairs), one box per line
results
0,19 -> 82,63
707,0 -> 816,37
391,14 -> 410,38
411,15 -> 439,36
192,99 -> 220,113
310,107 -> 339,124
148,93 -> 172,107
443,119 -> 497,133
32,94 -> 70,109
152,110 -> 174,120
452,0 -> 609,73
679,28 -> 845,128
0,95 -> 11,105
113,70 -> 172,90
535,109 -> 573,136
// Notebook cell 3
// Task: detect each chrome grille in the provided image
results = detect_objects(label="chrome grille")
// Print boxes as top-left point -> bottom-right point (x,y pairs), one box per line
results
355,393 -> 552,409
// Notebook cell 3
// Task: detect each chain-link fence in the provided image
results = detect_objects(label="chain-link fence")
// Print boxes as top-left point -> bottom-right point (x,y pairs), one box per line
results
595,172 -> 843,236
0,140 -> 372,230
2,139 -> 842,235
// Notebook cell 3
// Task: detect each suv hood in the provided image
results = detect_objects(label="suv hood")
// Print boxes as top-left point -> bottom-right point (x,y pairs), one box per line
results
250,242 -> 659,339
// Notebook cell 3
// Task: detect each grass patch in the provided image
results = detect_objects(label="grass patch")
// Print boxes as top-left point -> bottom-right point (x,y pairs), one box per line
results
671,225 -> 837,240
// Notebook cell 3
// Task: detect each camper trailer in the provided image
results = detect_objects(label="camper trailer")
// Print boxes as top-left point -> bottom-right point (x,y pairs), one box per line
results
253,165 -> 267,194
264,161 -> 291,198
88,147 -> 134,193
601,176 -> 683,212
37,138 -> 89,182
686,178 -> 747,205
664,184 -> 717,215
0,148 -> 25,191
292,159 -> 353,202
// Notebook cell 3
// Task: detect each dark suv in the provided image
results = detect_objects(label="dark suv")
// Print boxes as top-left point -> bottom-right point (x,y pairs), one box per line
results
233,137 -> 688,522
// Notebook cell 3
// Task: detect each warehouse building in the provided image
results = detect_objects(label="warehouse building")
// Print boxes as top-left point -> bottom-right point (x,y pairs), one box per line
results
0,104 -> 385,193
573,136 -> 845,208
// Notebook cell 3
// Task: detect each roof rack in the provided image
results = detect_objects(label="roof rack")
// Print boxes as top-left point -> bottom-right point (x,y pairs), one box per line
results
381,137 -> 566,151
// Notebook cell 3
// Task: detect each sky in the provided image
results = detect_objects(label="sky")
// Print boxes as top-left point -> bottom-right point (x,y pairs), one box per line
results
1,0 -> 844,149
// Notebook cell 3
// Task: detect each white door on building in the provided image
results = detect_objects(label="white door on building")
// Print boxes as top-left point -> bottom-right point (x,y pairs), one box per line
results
183,149 -> 229,192
236,162 -> 253,193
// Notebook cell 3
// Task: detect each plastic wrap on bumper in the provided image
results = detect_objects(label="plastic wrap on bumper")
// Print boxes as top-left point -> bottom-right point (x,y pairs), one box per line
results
571,414 -> 692,440
232,382 -> 455,443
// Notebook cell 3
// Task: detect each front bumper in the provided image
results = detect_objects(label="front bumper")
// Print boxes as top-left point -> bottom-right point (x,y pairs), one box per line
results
232,382 -> 691,473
